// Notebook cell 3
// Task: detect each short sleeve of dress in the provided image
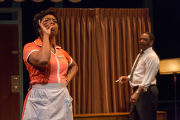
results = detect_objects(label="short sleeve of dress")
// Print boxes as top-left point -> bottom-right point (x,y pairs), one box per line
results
61,49 -> 73,66
23,43 -> 40,64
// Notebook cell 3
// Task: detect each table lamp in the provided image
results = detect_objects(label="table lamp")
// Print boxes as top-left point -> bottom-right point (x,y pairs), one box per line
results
160,58 -> 180,120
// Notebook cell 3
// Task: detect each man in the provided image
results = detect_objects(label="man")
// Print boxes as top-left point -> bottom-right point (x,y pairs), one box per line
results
118,32 -> 160,120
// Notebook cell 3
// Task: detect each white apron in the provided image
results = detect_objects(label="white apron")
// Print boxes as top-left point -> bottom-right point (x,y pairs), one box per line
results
22,83 -> 73,120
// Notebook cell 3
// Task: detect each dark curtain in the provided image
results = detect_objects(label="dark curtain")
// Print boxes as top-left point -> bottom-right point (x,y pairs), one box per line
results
52,8 -> 151,114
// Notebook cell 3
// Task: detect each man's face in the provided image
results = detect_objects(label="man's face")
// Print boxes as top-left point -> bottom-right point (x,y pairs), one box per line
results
139,33 -> 153,50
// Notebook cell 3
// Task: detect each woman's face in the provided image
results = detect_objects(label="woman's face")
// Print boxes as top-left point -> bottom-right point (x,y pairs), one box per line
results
41,14 -> 59,36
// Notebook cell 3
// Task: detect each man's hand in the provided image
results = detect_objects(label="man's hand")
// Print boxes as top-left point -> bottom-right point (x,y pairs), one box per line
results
117,76 -> 129,84
130,87 -> 143,104
130,92 -> 139,104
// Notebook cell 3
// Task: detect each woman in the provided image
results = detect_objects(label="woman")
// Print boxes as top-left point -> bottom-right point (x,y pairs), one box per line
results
21,9 -> 78,120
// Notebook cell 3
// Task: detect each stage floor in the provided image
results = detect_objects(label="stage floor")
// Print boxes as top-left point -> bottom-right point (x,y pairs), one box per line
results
74,111 -> 167,120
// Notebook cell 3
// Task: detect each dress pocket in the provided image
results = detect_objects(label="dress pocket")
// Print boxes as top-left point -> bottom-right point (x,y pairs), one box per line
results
28,97 -> 49,119
64,95 -> 73,112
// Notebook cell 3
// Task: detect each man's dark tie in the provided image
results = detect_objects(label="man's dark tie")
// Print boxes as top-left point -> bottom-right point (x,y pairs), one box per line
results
129,51 -> 144,81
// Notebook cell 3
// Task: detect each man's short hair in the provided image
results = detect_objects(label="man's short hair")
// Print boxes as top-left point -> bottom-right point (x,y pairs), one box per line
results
143,32 -> 155,41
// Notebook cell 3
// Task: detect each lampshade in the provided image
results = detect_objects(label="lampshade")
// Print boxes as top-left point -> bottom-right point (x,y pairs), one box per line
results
160,58 -> 180,74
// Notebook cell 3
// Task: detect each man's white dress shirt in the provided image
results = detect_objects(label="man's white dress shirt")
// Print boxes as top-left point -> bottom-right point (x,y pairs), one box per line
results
129,47 -> 160,91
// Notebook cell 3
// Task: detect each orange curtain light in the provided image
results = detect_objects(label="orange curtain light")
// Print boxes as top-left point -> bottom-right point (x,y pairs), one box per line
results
68,0 -> 82,3
51,0 -> 63,2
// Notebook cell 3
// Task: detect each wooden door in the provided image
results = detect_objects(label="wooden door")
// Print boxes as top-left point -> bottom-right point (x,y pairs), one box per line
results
0,24 -> 19,120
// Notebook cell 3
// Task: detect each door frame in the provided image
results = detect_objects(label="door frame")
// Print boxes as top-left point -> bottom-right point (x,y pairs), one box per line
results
0,8 -> 23,118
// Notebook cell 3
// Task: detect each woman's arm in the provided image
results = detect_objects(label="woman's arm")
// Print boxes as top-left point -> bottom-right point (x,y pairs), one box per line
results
28,20 -> 53,66
66,59 -> 78,84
